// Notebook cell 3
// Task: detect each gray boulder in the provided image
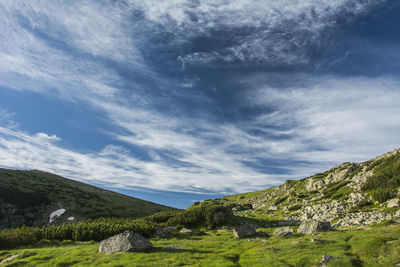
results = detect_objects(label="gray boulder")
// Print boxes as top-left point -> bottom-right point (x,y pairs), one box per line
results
298,220 -> 332,234
99,230 -> 153,254
274,227 -> 294,237
387,198 -> 400,208
233,224 -> 256,238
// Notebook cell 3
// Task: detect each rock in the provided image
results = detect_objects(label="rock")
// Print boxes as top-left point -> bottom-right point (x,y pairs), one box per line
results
298,220 -> 332,234
180,228 -> 194,233
268,205 -> 279,211
300,201 -> 347,221
347,193 -> 367,207
274,227 -> 294,237
233,224 -> 256,238
333,211 -> 392,227
99,231 -> 153,254
0,254 -> 19,265
232,204 -> 252,211
387,198 -> 400,208
320,255 -> 339,266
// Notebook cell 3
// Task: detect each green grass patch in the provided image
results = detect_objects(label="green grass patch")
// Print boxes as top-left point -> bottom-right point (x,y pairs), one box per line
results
2,224 -> 399,266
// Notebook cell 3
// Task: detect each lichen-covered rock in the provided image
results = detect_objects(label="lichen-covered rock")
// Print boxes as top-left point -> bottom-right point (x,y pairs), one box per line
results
300,201 -> 347,221
387,198 -> 400,208
298,220 -> 332,234
333,211 -> 392,227
274,227 -> 294,237
233,224 -> 256,238
99,231 -> 153,254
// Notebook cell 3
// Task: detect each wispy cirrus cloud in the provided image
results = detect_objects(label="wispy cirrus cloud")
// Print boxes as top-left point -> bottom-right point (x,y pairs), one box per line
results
0,0 -> 399,200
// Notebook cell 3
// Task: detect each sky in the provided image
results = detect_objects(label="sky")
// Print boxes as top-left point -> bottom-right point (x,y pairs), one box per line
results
0,0 -> 400,209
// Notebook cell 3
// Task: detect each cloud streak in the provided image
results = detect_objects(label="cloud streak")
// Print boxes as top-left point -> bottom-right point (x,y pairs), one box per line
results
0,0 -> 399,198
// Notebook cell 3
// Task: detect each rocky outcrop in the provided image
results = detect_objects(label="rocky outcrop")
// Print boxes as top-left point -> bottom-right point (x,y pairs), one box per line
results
305,164 -> 355,192
233,224 -> 256,238
99,231 -> 153,254
274,227 -> 294,237
232,204 -> 252,211
298,220 -> 332,234
300,201 -> 347,222
333,211 -> 393,227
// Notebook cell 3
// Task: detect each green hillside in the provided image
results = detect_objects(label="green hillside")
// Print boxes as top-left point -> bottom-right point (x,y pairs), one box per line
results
0,169 -> 175,228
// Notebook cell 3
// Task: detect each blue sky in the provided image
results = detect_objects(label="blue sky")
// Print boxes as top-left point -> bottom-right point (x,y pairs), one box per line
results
0,1 -> 400,209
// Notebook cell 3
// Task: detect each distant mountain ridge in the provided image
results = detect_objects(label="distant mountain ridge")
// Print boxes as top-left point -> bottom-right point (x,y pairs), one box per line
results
0,169 -> 175,229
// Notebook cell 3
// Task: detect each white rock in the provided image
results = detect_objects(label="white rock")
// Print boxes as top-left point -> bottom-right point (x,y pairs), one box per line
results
49,209 -> 66,223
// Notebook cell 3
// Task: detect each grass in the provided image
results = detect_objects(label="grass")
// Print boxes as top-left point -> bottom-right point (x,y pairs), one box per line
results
1,224 -> 399,266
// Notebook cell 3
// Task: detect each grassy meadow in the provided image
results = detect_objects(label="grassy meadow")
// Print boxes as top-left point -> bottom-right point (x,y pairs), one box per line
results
0,223 -> 399,266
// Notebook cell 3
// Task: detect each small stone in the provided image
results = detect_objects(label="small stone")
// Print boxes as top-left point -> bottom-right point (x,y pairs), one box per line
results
320,254 -> 339,264
179,228 -> 193,233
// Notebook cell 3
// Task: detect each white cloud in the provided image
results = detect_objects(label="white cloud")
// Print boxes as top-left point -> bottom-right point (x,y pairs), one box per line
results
251,75 -> 400,164
136,0 -> 389,65
0,0 -> 398,196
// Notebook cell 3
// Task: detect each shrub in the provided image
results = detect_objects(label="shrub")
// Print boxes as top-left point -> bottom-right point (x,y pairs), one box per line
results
323,181 -> 350,199
363,155 -> 400,191
371,188 -> 395,203
0,218 -> 155,249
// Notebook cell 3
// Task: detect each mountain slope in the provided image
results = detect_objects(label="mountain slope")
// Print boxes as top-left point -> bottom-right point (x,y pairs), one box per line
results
0,169 -> 175,228
200,148 -> 400,228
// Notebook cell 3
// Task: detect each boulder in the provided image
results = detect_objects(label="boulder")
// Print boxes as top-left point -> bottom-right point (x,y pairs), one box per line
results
99,231 -> 153,254
298,220 -> 332,234
274,227 -> 294,237
233,224 -> 256,238
387,198 -> 400,208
